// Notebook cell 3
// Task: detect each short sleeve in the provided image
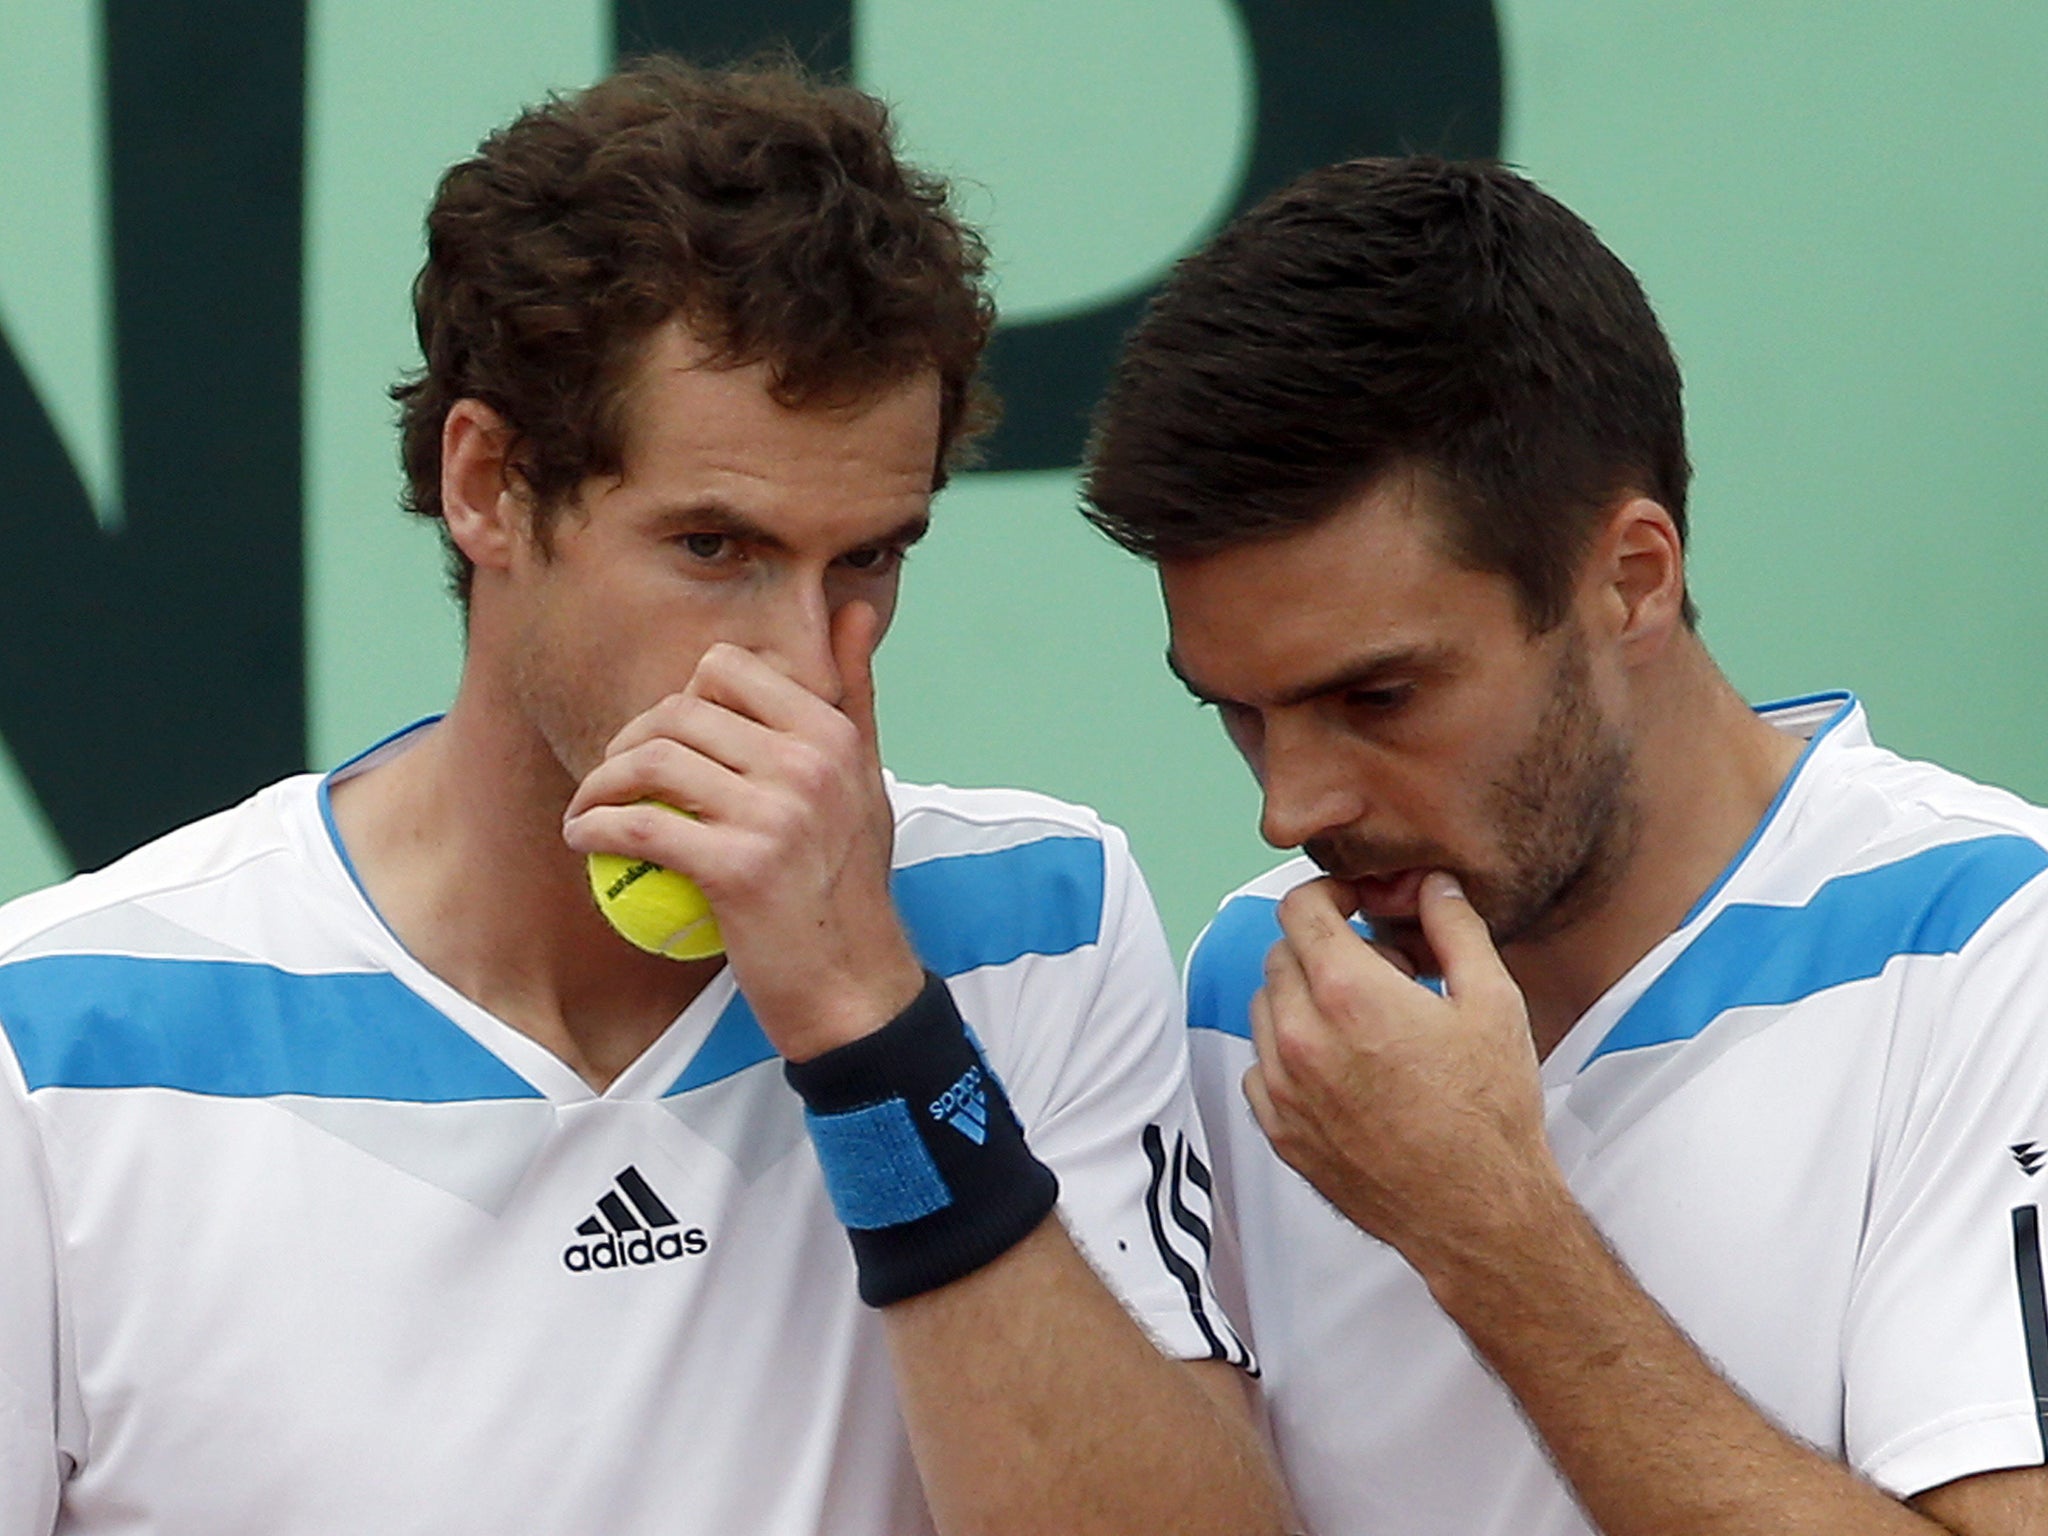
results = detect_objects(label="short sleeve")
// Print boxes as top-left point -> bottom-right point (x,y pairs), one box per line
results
0,1051 -> 63,1535
1846,874 -> 2048,1497
991,826 -> 1253,1371
1181,887 -> 1288,1353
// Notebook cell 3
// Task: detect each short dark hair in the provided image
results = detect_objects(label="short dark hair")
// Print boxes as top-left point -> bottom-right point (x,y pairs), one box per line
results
393,55 -> 997,600
1082,157 -> 1692,630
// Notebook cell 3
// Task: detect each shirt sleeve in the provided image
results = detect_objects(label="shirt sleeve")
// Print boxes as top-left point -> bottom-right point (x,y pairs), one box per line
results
981,823 -> 1253,1370
1180,888 -> 1291,1366
1846,872 -> 2048,1497
0,1053 -> 64,1535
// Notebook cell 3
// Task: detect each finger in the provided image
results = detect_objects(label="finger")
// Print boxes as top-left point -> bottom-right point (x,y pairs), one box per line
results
1276,877 -> 1368,952
561,794 -> 721,872
1248,979 -> 1281,1078
831,599 -> 884,758
1275,879 -> 1400,985
680,641 -> 845,737
587,694 -> 783,794
1262,931 -> 1314,1018
563,735 -> 747,830
1415,871 -> 1514,1004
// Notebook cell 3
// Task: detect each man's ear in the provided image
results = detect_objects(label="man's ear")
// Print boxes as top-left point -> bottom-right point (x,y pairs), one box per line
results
1587,495 -> 1687,657
440,399 -> 527,575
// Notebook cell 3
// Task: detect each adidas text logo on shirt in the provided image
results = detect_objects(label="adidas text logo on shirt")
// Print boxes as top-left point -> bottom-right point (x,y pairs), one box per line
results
562,1165 -> 709,1272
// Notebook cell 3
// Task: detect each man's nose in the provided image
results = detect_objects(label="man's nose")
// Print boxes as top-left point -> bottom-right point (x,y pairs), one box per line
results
753,579 -> 842,705
1257,716 -> 1365,851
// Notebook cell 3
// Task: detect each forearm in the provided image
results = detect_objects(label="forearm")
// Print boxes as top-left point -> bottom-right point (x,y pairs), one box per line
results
884,1216 -> 1290,1536
1419,1178 -> 1941,1536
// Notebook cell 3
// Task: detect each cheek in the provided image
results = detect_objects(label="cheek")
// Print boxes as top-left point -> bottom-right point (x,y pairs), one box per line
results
537,581 -> 706,737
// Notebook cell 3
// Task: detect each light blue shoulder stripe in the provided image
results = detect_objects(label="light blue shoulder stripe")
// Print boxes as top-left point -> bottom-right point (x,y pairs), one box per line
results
894,835 -> 1105,977
1679,691 -> 1855,925
1585,833 -> 2048,1067
0,955 -> 543,1100
667,833 -> 1106,1094
1185,895 -> 1283,1042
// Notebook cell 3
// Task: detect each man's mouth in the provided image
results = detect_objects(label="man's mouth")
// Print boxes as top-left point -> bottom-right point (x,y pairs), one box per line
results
1344,868 -> 1427,921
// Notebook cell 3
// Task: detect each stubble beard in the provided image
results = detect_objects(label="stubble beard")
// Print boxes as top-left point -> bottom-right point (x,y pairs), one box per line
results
507,603 -> 617,802
1476,626 -> 1637,949
1306,626 -> 1638,962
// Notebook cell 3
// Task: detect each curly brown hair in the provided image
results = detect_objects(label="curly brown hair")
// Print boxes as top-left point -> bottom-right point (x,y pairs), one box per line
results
393,55 -> 998,600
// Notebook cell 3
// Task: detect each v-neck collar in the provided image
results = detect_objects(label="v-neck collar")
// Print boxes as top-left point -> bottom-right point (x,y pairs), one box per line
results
302,720 -> 735,1105
1540,691 -> 1862,1084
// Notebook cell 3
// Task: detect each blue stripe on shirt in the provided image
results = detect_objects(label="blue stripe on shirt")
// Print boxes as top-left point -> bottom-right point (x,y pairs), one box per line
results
0,834 -> 1108,1102
1585,833 -> 2048,1066
667,833 -> 1106,1094
1185,895 -> 1283,1043
0,955 -> 542,1100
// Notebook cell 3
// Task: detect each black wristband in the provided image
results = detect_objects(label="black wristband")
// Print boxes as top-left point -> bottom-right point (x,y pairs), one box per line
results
784,971 -> 1059,1307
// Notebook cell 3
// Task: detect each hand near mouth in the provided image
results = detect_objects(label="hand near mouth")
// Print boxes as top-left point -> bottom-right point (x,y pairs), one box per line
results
1243,869 -> 1559,1269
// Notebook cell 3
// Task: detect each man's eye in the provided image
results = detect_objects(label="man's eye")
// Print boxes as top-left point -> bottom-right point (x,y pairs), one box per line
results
679,532 -> 730,560
1344,686 -> 1411,713
838,544 -> 904,573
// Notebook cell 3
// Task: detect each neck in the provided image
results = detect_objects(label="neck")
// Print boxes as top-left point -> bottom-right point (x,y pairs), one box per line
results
1505,640 -> 1809,1057
326,669 -> 719,1092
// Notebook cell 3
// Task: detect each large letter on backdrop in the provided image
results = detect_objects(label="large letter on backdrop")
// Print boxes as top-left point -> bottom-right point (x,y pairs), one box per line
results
0,1 -> 1494,871
616,0 -> 1500,469
0,1 -> 306,871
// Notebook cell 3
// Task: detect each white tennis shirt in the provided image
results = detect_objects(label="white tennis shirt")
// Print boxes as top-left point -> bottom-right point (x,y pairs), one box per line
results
1189,693 -> 2048,1534
0,724 -> 1243,1535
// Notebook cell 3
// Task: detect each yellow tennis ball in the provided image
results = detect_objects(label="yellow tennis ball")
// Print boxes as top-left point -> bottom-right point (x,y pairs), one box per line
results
586,808 -> 723,960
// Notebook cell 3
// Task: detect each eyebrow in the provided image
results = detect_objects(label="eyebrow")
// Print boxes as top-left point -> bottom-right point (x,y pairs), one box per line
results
1166,642 -> 1455,709
652,500 -> 931,556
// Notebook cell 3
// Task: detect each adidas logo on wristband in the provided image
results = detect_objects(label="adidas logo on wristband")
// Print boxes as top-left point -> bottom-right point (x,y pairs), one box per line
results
930,1065 -> 989,1144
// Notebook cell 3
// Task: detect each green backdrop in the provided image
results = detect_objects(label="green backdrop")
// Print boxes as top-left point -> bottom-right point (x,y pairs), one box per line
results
1,1 -> 2043,953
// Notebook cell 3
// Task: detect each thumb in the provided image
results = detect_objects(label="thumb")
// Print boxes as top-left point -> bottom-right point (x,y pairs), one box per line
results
1417,871 -> 1513,1004
831,599 -> 884,756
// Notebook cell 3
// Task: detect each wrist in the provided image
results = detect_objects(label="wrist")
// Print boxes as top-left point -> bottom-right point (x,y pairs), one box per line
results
758,943 -> 926,1063
1409,1168 -> 1612,1335
786,972 -> 1059,1306
1378,1142 -> 1577,1290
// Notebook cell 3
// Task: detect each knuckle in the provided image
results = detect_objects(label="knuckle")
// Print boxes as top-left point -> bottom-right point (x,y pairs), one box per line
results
719,834 -> 777,892
1241,1066 -> 1275,1122
751,791 -> 810,851
610,813 -> 666,860
1305,951 -> 1363,1011
692,644 -> 742,690
639,733 -> 693,777
818,709 -> 860,757
1268,1016 -> 1321,1080
779,738 -> 832,795
663,691 -> 707,729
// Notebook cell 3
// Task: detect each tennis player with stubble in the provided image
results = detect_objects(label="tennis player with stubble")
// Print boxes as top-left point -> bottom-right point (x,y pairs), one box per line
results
0,59 -> 1290,1535
1086,155 -> 2048,1536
